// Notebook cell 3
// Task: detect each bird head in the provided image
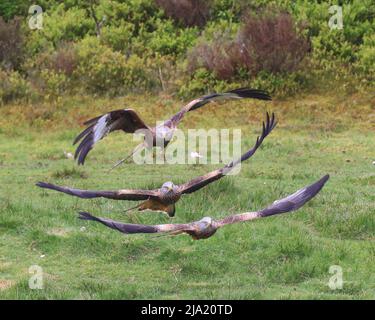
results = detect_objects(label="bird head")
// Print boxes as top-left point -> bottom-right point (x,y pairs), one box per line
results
199,216 -> 213,226
191,216 -> 217,240
161,181 -> 176,193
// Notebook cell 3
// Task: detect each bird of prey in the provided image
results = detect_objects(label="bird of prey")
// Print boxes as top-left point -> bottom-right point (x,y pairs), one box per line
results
78,175 -> 330,240
36,112 -> 276,217
73,88 -> 271,167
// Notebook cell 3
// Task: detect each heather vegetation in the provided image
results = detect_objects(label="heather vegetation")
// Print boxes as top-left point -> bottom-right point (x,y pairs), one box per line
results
0,0 -> 374,104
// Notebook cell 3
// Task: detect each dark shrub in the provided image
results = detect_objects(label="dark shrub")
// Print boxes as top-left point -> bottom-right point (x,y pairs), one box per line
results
22,43 -> 78,97
0,69 -> 32,105
188,9 -> 310,80
188,32 -> 238,80
236,10 -> 311,75
49,43 -> 78,76
155,0 -> 211,27
0,17 -> 24,70
27,42 -> 78,77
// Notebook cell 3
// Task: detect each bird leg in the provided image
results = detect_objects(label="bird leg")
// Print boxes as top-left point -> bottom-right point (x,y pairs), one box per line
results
108,143 -> 144,172
123,198 -> 156,214
123,202 -> 143,214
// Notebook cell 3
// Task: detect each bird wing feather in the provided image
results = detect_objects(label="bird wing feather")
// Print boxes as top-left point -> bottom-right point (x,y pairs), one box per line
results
73,109 -> 150,165
78,212 -> 194,234
216,175 -> 329,227
36,182 -> 159,201
166,88 -> 271,128
178,112 -> 276,195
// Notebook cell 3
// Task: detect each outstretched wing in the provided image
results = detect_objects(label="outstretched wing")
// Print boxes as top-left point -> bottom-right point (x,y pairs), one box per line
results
74,109 -> 150,165
36,182 -> 159,201
78,211 -> 194,235
217,175 -> 330,226
178,112 -> 276,195
165,88 -> 271,128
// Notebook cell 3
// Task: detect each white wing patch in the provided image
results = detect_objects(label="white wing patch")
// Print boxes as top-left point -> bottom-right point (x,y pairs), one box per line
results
272,186 -> 307,206
220,92 -> 242,99
93,115 -> 109,143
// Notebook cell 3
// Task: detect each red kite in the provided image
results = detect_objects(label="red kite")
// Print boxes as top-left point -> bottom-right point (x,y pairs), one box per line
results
73,88 -> 271,166
78,175 -> 330,240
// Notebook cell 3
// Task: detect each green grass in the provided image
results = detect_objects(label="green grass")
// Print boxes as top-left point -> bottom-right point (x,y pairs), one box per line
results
0,92 -> 374,299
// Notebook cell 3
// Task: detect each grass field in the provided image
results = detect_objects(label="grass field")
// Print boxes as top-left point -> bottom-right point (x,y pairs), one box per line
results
0,92 -> 374,299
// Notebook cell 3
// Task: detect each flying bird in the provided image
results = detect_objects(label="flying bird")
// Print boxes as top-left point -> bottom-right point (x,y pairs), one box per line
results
36,113 -> 276,217
73,88 -> 271,167
78,175 -> 330,240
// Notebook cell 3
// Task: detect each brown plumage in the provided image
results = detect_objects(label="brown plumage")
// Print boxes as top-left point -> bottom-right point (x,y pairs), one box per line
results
73,88 -> 272,165
36,112 -> 276,217
78,175 -> 330,240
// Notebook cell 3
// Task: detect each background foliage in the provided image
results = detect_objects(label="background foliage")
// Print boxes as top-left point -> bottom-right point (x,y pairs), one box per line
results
0,0 -> 374,104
